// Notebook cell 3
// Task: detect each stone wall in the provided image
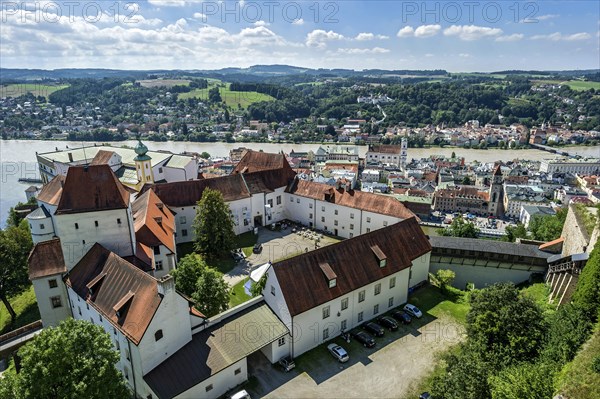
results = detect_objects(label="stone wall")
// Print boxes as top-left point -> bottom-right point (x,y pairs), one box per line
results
562,205 -> 593,256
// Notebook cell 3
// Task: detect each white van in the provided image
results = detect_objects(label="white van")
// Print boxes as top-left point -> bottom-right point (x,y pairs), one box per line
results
230,390 -> 251,399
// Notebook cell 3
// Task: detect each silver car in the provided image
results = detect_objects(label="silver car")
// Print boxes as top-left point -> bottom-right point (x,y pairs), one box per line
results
327,343 -> 349,363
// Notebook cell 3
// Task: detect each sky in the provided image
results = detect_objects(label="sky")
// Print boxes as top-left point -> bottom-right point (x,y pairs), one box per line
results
1,0 -> 599,72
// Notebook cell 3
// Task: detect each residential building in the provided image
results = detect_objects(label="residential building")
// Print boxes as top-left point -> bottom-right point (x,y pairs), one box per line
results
540,158 -> 600,175
365,145 -> 402,167
503,184 -> 549,218
520,205 -> 556,228
261,218 -> 431,357
314,145 -> 359,162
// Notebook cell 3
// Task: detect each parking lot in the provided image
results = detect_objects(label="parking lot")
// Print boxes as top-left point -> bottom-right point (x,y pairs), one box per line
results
246,309 -> 465,399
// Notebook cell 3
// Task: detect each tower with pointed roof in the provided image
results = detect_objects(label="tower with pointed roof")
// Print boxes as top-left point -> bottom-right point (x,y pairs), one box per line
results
488,164 -> 504,217
134,139 -> 154,184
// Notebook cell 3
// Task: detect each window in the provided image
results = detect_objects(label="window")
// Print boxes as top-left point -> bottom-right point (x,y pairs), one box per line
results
374,304 -> 379,315
341,319 -> 347,331
155,329 -> 163,341
321,206 -> 325,212
366,217 -> 371,223
388,297 -> 394,307
334,220 -> 338,226
82,240 -> 86,245
374,283 -> 381,296
113,327 -> 117,335
158,167 -> 163,173
276,195 -> 281,205
271,286 -> 275,296
321,216 -> 325,222
117,218 -> 121,225
115,340 -> 120,350
323,327 -> 329,340
90,317 -> 94,325
50,296 -> 62,308
155,260 -> 163,271
350,213 -> 354,219
296,198 -> 300,203
322,306 -> 330,319
94,220 -> 99,227
349,233 -> 353,238
383,221 -> 388,227
48,279 -> 58,289
329,278 -> 336,288
334,209 -> 338,215
290,197 -> 294,202
124,366 -> 130,380
86,303 -> 89,310
350,224 -> 354,230
153,246 -> 160,255
234,368 -> 241,375
309,203 -> 313,209
309,213 -> 313,219
206,385 -> 213,392
366,228 -> 371,233
74,223 -> 79,229
358,311 -> 363,322
179,216 -> 187,224
358,290 -> 365,303
341,298 -> 348,310
380,259 -> 387,268
182,229 -> 188,237
99,314 -> 102,322
389,277 -> 396,289
40,223 -> 45,229
278,337 -> 285,347
78,306 -> 81,315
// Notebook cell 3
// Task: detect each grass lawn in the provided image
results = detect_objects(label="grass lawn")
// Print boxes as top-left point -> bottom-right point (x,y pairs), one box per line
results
137,79 -> 190,88
556,322 -> 600,399
178,82 -> 275,108
229,277 -> 252,308
521,282 -> 555,316
0,286 -> 41,335
532,79 -> 600,91
409,284 -> 470,325
0,83 -> 69,99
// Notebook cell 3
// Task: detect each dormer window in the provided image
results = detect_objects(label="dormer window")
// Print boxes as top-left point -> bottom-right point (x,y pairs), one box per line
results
329,278 -> 337,288
371,245 -> 387,268
319,262 -> 337,289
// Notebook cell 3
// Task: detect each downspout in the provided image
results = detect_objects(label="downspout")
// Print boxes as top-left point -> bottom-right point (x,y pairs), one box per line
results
127,339 -> 138,398
126,206 -> 135,257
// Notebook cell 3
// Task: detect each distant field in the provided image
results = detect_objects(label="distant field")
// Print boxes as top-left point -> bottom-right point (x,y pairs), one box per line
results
179,82 -> 275,108
532,79 -> 600,91
0,83 -> 69,99
137,79 -> 190,88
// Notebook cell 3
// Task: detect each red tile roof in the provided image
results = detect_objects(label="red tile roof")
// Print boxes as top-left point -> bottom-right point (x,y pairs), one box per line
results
232,150 -> 295,174
287,179 -> 415,219
37,175 -> 65,206
56,165 -> 130,215
90,150 -> 116,165
368,145 -> 402,154
132,189 -> 176,253
272,217 -> 431,316
28,238 -> 66,280
65,243 -> 162,345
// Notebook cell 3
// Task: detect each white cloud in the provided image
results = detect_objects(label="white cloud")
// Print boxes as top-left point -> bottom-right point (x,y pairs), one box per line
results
414,24 -> 441,38
522,14 -> 559,23
459,53 -> 471,58
443,25 -> 503,40
306,29 -> 344,48
425,53 -> 434,57
253,20 -> 269,27
192,12 -> 206,20
495,33 -> 524,42
355,32 -> 389,41
531,32 -> 591,41
337,47 -> 390,54
148,0 -> 186,6
397,26 -> 414,38
292,18 -> 304,25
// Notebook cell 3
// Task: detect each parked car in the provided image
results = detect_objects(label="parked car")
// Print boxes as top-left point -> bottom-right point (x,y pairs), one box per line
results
352,331 -> 376,348
327,343 -> 349,363
419,392 -> 431,399
252,243 -> 263,254
230,390 -> 251,399
278,355 -> 295,372
362,322 -> 384,337
391,309 -> 412,324
377,316 -> 399,331
403,303 -> 423,318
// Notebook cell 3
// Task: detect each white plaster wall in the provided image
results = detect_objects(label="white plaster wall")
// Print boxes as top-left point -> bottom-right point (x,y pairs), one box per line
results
173,358 -> 247,399
260,334 -> 291,364
172,205 -> 196,244
409,253 -> 431,288
32,275 -> 71,327
27,215 -> 55,244
429,261 -> 542,289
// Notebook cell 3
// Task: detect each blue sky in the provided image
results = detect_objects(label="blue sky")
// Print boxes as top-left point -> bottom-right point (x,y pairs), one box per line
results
1,0 -> 598,71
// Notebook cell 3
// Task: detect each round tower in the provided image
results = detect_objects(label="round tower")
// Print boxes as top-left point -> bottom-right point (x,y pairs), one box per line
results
134,139 -> 154,184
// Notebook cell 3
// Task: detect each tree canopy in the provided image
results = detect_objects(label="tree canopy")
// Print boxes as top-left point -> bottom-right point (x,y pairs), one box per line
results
0,221 -> 33,322
528,208 -> 568,242
0,319 -> 129,399
193,188 -> 236,259
438,217 -> 479,238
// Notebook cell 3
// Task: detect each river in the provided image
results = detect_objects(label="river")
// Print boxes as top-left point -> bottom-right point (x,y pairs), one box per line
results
1,139 -> 599,228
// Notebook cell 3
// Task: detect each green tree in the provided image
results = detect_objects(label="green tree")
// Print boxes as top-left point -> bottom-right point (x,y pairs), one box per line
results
193,188 -> 235,259
503,223 -> 528,242
0,319 -> 129,399
171,254 -> 207,298
435,269 -> 456,292
438,217 -> 479,238
200,151 -> 211,159
0,221 -> 33,322
572,240 -> 600,321
528,208 -> 568,242
192,266 -> 229,317
488,361 -> 557,399
467,283 -> 546,369
208,87 -> 222,103
461,175 -> 472,185
542,303 -> 592,364
251,272 -> 268,297
430,343 -> 491,399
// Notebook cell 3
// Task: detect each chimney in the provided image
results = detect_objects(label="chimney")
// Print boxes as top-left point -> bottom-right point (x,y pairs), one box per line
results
68,152 -> 73,162
157,275 -> 175,296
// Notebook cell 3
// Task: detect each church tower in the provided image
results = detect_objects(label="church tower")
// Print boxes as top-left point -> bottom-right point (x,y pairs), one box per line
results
134,139 -> 154,184
488,164 -> 504,217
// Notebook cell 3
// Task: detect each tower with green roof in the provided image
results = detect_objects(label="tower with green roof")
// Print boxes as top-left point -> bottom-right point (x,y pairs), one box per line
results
134,139 -> 154,184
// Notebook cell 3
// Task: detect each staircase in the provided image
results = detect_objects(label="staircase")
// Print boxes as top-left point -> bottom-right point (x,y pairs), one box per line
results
546,261 -> 581,308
